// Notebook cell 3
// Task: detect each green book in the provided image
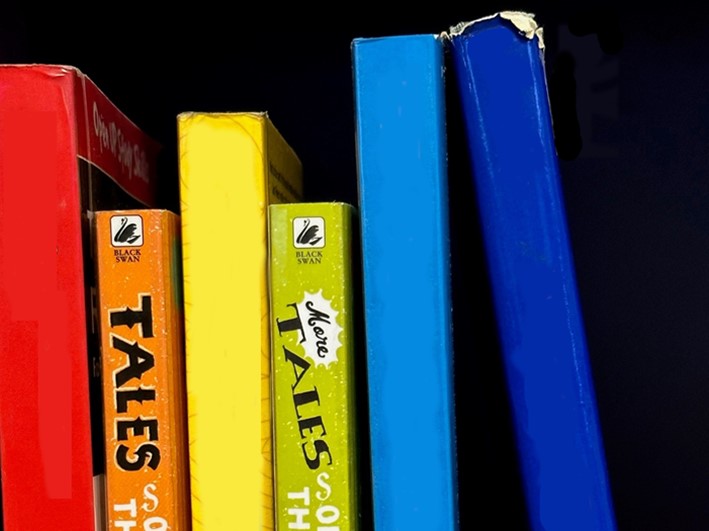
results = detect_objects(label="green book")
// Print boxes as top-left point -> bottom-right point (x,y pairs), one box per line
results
269,202 -> 360,531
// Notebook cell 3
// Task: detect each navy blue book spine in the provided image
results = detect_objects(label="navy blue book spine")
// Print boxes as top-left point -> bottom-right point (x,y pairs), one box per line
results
449,12 -> 617,531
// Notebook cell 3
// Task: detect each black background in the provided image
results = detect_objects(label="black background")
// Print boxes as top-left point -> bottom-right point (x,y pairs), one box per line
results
2,2 -> 708,529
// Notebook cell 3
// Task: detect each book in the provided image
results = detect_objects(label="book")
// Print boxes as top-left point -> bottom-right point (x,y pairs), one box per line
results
94,209 -> 189,530
177,112 -> 303,530
352,34 -> 460,530
0,64 -> 160,530
448,12 -> 617,531
268,202 -> 360,531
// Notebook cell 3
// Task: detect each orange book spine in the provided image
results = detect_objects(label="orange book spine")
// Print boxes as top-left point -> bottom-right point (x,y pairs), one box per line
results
95,209 -> 190,530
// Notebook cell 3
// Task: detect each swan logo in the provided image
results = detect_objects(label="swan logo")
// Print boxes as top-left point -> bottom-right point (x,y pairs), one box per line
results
294,217 -> 325,249
111,215 -> 144,247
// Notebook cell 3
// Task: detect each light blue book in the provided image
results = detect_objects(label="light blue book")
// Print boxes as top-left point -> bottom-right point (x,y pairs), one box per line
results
448,12 -> 617,531
352,34 -> 460,531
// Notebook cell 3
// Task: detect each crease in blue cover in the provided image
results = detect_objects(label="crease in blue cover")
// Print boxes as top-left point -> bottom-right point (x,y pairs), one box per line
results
352,34 -> 460,531
449,13 -> 617,531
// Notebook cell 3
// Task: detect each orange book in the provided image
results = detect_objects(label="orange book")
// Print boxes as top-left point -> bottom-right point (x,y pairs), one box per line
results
95,209 -> 190,530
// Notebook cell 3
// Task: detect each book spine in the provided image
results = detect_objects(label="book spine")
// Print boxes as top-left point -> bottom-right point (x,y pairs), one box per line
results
74,69 -> 163,531
448,12 -> 617,531
263,118 -> 305,528
269,202 -> 360,531
352,35 -> 460,530
0,66 -> 96,530
177,113 -> 302,530
95,209 -> 190,531
0,65 -> 161,531
75,71 -> 161,207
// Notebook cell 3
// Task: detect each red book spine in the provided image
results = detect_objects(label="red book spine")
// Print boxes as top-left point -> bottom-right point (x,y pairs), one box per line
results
0,65 -> 95,530
76,73 -> 159,206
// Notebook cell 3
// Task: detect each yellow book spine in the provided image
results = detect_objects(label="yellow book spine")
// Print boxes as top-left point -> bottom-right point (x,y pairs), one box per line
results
95,209 -> 190,531
178,112 -> 302,529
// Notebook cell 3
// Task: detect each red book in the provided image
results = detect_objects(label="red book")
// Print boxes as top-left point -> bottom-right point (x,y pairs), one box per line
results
0,65 -> 160,530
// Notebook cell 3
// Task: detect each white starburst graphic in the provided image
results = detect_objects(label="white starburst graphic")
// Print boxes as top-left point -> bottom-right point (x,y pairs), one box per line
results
295,290 -> 342,368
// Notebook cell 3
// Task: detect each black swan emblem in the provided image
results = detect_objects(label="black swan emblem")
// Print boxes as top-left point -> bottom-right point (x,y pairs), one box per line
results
114,217 -> 141,244
296,219 -> 322,246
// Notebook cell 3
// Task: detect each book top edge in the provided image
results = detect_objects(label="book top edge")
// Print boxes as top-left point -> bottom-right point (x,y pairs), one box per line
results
0,63 -> 81,74
0,64 -> 104,92
177,111 -> 268,120
447,11 -> 544,49
95,208 -> 175,216
269,201 -> 355,209
351,33 -> 442,46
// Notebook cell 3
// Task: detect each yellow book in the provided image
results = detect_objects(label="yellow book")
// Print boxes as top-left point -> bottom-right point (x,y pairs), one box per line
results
177,112 -> 303,530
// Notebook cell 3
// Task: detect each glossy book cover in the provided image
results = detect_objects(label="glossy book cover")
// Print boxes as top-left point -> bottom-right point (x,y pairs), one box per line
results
448,12 -> 617,531
0,65 -> 160,530
95,209 -> 190,531
177,112 -> 303,530
352,34 -> 460,531
269,202 -> 360,531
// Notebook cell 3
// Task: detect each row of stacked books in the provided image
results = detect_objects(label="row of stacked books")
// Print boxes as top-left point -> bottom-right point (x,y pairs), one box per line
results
0,12 -> 617,531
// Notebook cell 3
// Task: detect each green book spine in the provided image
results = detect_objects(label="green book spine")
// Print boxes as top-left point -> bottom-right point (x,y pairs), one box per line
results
269,202 -> 360,531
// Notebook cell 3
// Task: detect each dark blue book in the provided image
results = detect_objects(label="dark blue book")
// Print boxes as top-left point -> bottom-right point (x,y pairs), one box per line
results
448,12 -> 617,531
352,34 -> 460,530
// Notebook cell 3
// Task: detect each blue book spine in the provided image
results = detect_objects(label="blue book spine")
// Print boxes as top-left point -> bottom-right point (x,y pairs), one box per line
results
352,34 -> 459,531
448,12 -> 617,531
